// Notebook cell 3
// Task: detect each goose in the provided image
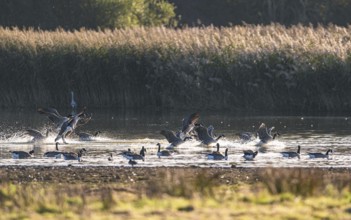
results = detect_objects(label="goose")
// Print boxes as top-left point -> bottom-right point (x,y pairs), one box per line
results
108,153 -> 113,161
43,142 -> 64,158
257,123 -> 279,144
76,131 -> 101,141
70,91 -> 77,115
308,149 -> 333,159
281,145 -> 301,159
160,130 -> 191,148
10,150 -> 34,159
55,108 -> 87,144
25,128 -> 50,142
38,107 -> 92,131
237,132 -> 255,142
207,147 -> 228,160
156,143 -> 172,158
243,150 -> 258,160
181,112 -> 200,136
128,159 -> 137,167
120,148 -> 133,158
194,124 -> 225,146
62,148 -> 86,161
123,146 -> 146,161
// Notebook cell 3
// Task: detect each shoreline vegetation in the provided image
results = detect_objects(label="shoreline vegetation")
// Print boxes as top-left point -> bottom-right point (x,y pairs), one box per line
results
0,166 -> 350,219
0,25 -> 351,111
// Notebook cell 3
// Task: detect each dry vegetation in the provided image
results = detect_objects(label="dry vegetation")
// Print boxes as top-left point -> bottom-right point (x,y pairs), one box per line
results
0,25 -> 350,110
0,167 -> 350,219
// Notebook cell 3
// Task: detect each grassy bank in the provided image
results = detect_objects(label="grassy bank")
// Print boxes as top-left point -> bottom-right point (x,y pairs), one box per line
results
0,25 -> 351,111
0,167 -> 350,219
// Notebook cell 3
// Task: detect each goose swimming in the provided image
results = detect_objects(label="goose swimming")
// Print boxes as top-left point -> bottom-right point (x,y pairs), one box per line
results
281,145 -> 301,159
243,150 -> 258,160
62,148 -> 86,161
123,146 -> 146,161
308,149 -> 333,159
43,142 -> 64,158
108,153 -> 113,161
10,150 -> 34,159
128,159 -> 137,167
156,143 -> 172,158
207,146 -> 228,160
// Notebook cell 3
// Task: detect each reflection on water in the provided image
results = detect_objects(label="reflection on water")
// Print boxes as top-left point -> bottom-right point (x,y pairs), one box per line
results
0,109 -> 351,168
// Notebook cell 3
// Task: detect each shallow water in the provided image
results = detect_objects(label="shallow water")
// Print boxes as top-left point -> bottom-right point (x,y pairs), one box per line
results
0,109 -> 350,168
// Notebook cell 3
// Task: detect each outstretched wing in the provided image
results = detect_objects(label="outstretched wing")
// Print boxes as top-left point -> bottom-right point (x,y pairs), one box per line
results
160,130 -> 181,144
25,129 -> 43,138
181,112 -> 200,134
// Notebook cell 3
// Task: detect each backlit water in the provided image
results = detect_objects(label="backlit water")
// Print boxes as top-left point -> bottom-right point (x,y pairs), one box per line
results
0,109 -> 350,168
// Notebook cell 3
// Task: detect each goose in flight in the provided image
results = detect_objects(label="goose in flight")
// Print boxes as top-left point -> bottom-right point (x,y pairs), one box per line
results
194,124 -> 225,146
181,112 -> 200,137
54,108 -> 87,144
257,123 -> 279,144
160,130 -> 191,148
25,128 -> 50,142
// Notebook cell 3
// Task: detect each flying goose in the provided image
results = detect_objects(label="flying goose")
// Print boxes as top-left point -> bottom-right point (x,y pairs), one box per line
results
160,130 -> 191,148
43,142 -> 64,158
123,146 -> 146,161
308,149 -> 333,159
62,148 -> 86,161
181,112 -> 200,136
207,147 -> 228,160
38,107 -> 92,131
55,108 -> 87,144
25,128 -> 50,142
243,150 -> 258,160
257,123 -> 279,144
10,150 -> 34,159
194,124 -> 225,146
237,132 -> 255,142
76,131 -> 101,141
281,145 -> 301,159
156,143 -> 172,158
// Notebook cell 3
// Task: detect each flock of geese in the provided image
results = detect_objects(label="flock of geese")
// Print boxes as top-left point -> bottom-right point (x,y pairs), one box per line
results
8,102 -> 334,166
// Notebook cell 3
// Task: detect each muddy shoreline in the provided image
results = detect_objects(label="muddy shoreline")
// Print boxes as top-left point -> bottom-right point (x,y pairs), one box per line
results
0,166 -> 350,184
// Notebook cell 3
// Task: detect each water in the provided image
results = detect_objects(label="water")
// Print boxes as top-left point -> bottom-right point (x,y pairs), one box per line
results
0,109 -> 350,168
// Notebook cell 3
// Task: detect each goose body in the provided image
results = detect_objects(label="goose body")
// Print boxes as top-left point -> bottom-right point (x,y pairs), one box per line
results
55,109 -> 86,144
43,142 -> 64,158
156,143 -> 172,158
281,145 -> 301,159
10,150 -> 34,159
243,150 -> 258,160
128,159 -> 137,167
194,125 -> 224,146
257,123 -> 279,144
207,148 -> 228,160
26,129 -> 50,142
76,131 -> 101,141
160,130 -> 190,148
123,146 -> 146,161
308,149 -> 333,159
108,153 -> 113,161
62,148 -> 86,161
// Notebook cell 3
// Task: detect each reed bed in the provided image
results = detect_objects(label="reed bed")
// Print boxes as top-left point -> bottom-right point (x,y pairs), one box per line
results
0,24 -> 350,111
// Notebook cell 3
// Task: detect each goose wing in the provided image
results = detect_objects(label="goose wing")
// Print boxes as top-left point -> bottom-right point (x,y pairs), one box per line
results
194,125 -> 212,142
160,130 -> 182,144
26,129 -> 44,138
181,112 -> 200,134
207,125 -> 215,138
257,123 -> 272,140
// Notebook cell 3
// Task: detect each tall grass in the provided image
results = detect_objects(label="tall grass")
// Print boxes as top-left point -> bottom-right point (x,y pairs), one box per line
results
0,24 -> 350,111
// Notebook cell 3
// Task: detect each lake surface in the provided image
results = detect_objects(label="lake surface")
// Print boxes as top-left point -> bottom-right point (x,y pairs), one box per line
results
0,109 -> 350,168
